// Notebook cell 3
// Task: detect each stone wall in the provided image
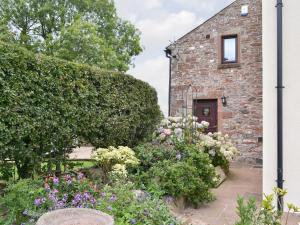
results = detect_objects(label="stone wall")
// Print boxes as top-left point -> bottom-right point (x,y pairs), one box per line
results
168,0 -> 262,164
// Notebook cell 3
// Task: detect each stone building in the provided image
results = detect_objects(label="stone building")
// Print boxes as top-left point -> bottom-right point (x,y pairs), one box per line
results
165,0 -> 262,164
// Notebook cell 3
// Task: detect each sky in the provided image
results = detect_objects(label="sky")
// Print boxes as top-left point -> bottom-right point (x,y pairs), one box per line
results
114,0 -> 234,116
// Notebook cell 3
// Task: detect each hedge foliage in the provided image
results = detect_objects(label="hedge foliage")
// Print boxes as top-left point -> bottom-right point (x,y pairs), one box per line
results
0,41 -> 161,178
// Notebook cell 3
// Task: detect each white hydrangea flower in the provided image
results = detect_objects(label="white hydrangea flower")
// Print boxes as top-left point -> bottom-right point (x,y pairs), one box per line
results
208,149 -> 216,156
174,128 -> 183,137
201,121 -> 210,128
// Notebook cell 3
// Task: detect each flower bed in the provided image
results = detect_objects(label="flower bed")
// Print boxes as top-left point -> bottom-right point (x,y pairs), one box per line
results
0,173 -> 179,225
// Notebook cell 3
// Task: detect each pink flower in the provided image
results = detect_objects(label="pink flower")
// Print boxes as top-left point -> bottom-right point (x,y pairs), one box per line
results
163,129 -> 172,136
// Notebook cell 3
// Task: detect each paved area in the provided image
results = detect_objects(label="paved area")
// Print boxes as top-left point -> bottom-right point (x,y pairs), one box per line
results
173,165 -> 300,225
69,146 -> 93,160
71,147 -> 300,225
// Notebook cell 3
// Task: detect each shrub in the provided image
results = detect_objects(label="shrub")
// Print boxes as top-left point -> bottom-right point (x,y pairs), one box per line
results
0,161 -> 15,181
97,181 -> 180,225
153,116 -> 239,173
138,144 -> 218,206
153,116 -> 209,144
0,41 -> 161,178
0,175 -> 180,225
196,132 -> 239,173
92,146 -> 140,181
0,179 -> 43,225
1,173 -> 103,224
134,143 -> 177,172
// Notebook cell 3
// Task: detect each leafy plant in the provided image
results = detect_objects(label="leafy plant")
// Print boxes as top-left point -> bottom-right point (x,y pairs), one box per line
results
0,41 -> 161,178
97,181 -> 180,225
153,116 -> 239,174
133,143 -> 178,172
0,179 -> 43,225
138,144 -> 218,207
1,173 -> 99,224
0,175 -> 180,225
92,146 -> 140,182
0,161 -> 15,181
235,188 -> 299,225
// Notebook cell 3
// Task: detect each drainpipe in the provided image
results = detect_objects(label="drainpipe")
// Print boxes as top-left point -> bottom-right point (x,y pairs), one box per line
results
276,0 -> 284,211
165,48 -> 172,117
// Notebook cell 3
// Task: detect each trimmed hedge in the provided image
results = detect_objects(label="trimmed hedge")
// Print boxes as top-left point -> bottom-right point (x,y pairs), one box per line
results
0,41 -> 161,178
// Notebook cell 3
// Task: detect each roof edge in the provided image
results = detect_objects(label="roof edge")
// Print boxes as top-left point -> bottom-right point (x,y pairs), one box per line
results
166,0 -> 237,49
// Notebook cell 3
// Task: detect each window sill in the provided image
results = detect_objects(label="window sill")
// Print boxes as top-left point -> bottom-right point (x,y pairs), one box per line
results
218,63 -> 241,69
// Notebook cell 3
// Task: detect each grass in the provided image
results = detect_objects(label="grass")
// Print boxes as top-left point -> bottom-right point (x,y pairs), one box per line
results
0,160 -> 95,181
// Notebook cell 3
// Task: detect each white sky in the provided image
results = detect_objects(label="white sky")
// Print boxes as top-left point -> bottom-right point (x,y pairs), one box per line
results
114,0 -> 234,115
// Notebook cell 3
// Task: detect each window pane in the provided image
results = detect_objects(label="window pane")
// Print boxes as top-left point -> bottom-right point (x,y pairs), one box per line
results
223,37 -> 237,62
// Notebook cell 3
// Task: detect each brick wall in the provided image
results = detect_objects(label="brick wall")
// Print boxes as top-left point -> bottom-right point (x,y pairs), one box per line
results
168,0 -> 262,164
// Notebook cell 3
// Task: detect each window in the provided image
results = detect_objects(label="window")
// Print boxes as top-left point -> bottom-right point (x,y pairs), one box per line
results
221,35 -> 238,64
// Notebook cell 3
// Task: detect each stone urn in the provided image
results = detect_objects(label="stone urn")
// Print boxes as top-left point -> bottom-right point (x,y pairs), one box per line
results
36,208 -> 114,225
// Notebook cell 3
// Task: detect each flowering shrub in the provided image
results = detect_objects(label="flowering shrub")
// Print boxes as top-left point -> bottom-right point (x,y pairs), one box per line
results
197,132 -> 239,173
0,175 -> 180,225
134,143 -> 178,172
153,116 -> 239,173
198,132 -> 239,161
0,179 -> 43,225
96,181 -> 180,225
153,116 -> 209,144
137,144 -> 218,206
92,146 -> 139,181
12,174 -> 97,224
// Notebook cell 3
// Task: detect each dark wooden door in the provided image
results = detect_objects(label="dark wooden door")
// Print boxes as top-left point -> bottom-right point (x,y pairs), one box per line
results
194,99 -> 218,133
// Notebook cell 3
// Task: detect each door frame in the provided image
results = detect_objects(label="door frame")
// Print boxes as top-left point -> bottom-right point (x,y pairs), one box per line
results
193,98 -> 222,132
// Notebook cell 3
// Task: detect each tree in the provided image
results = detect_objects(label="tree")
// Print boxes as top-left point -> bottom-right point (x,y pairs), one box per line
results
0,0 -> 142,71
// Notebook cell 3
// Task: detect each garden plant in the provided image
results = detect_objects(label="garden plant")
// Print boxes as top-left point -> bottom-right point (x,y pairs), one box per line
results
235,188 -> 299,225
0,41 -> 161,179
0,40 -> 240,223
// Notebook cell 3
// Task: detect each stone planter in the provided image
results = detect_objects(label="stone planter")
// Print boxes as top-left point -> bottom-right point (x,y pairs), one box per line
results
215,166 -> 227,187
36,208 -> 114,225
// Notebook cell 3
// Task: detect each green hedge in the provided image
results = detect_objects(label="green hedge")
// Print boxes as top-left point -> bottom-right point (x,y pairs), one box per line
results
0,41 -> 161,178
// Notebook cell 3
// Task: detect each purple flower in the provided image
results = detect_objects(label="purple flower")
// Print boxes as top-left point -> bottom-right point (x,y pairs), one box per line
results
72,193 -> 83,206
83,192 -> 90,200
22,209 -> 29,215
53,176 -> 59,185
130,218 -> 137,224
34,198 -> 45,207
65,175 -> 72,185
109,194 -> 117,202
77,172 -> 84,180
107,205 -> 112,211
100,192 -> 106,197
21,223 -> 26,225
90,198 -> 97,206
55,200 -> 66,209
48,190 -> 58,203
62,194 -> 68,202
